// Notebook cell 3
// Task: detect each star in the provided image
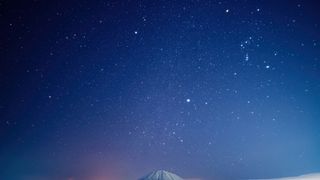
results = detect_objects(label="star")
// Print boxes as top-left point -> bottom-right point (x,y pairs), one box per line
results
245,53 -> 249,61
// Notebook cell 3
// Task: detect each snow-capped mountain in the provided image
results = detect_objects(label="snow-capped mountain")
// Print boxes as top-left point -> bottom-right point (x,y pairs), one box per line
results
139,170 -> 184,180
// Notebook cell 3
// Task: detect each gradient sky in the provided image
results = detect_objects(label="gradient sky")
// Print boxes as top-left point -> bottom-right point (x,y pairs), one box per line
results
1,0 -> 320,180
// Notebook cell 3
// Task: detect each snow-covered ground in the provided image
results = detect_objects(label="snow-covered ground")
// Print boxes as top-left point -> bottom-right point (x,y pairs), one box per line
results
139,170 -> 320,180
252,173 -> 320,180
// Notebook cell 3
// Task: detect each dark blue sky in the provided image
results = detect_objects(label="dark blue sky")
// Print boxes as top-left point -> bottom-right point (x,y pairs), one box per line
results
1,0 -> 320,180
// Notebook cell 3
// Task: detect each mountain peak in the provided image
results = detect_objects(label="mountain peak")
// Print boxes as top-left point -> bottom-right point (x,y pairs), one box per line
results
139,170 -> 184,180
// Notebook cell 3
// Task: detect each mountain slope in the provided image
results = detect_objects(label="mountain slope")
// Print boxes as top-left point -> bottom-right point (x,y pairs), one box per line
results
139,170 -> 184,180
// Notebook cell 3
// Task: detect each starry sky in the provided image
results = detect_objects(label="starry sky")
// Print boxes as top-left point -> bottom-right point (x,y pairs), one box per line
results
1,0 -> 320,180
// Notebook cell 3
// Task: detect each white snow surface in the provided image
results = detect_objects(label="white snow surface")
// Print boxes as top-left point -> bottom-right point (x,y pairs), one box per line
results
252,173 -> 320,180
139,170 -> 184,180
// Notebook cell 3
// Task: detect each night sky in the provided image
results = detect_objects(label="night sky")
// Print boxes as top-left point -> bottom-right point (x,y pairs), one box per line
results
1,0 -> 320,180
